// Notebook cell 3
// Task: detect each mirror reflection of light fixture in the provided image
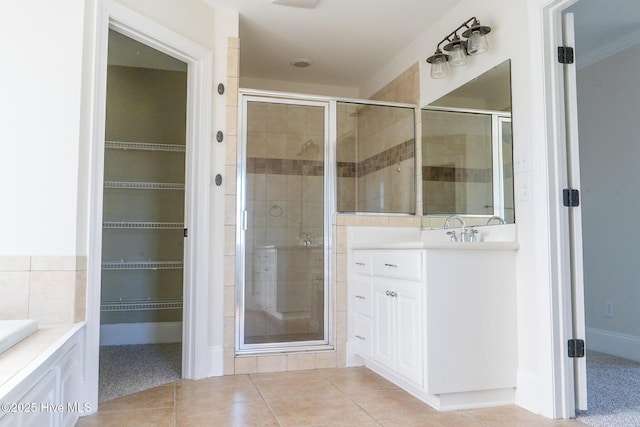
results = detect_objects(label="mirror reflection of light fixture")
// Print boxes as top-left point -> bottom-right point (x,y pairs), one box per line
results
426,17 -> 491,78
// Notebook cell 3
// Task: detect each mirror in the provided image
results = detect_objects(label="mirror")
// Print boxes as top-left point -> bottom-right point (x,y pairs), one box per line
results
421,60 -> 514,226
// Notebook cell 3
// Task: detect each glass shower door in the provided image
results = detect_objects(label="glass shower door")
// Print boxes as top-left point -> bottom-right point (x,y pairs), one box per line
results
238,96 -> 329,351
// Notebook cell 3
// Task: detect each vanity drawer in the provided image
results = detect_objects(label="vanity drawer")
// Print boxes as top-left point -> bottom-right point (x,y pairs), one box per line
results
353,251 -> 372,275
372,250 -> 423,281
353,316 -> 373,359
353,278 -> 372,317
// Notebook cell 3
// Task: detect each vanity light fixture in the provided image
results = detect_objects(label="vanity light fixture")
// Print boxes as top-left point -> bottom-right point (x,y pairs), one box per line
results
426,17 -> 491,79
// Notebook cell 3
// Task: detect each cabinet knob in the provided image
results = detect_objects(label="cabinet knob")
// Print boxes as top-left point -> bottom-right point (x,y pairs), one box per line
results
355,295 -> 365,300
355,262 -> 365,266
355,335 -> 366,341
384,263 -> 398,268
385,290 -> 391,296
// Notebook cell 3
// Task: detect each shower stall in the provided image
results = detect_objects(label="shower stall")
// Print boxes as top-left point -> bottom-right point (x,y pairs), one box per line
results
237,91 -> 416,353
238,94 -> 330,351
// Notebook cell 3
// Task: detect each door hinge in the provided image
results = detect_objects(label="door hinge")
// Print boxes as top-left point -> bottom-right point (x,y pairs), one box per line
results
558,46 -> 574,64
563,188 -> 580,207
184,228 -> 188,238
568,338 -> 585,358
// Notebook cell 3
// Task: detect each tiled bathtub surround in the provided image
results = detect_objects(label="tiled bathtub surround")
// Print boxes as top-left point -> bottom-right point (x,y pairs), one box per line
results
0,256 -> 86,323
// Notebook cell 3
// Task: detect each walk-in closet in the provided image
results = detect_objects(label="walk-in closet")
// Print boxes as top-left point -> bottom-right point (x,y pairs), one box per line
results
99,29 -> 187,402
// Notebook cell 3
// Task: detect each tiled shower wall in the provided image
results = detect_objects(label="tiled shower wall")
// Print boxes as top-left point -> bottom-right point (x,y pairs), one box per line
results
0,256 -> 86,323
337,103 -> 415,214
245,102 -> 325,249
244,102 -> 324,321
336,64 -> 419,214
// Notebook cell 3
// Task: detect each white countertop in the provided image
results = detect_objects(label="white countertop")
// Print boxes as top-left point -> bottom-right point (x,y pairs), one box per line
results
352,241 -> 519,250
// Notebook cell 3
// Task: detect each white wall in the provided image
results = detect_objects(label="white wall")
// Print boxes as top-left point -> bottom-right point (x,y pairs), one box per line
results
359,0 -> 557,417
577,43 -> 640,357
0,0 -> 86,256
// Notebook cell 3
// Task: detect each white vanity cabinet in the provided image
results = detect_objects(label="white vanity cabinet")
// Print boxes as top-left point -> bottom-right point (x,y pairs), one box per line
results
351,245 -> 517,411
353,250 -> 425,388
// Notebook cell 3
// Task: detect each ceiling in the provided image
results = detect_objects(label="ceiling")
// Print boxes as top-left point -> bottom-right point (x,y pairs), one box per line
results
107,0 -> 640,89
202,0 -> 464,89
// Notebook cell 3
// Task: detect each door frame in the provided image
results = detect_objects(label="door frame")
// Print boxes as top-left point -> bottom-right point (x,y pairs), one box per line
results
84,0 -> 212,412
530,0 -> 581,419
235,90 -> 334,354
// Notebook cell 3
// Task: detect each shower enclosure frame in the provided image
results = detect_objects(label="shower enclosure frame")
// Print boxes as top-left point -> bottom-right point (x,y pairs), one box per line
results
236,90 -> 336,354
236,90 -> 419,355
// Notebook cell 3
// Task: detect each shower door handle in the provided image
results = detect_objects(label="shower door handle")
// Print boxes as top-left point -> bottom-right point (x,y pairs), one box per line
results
242,210 -> 248,231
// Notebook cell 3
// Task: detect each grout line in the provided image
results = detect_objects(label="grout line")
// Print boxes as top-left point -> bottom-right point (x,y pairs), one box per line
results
247,373 -> 284,427
173,382 -> 177,427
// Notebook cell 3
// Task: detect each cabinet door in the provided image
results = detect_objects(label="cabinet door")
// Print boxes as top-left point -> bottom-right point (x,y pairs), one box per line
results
18,370 -> 57,427
372,281 -> 394,368
394,282 -> 423,386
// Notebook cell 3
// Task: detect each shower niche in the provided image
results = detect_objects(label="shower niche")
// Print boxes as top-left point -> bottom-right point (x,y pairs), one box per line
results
100,30 -> 188,344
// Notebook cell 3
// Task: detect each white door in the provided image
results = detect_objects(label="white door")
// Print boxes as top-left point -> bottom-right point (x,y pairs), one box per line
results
562,12 -> 588,410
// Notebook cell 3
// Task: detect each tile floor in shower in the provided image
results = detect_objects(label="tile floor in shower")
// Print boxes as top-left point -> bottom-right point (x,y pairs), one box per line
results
78,366 -> 585,426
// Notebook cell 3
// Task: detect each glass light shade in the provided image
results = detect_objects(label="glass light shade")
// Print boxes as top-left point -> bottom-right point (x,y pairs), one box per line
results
430,56 -> 448,79
449,44 -> 467,67
467,30 -> 488,55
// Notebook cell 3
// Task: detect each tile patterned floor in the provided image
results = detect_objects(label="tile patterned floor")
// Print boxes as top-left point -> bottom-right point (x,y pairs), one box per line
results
77,367 -> 585,426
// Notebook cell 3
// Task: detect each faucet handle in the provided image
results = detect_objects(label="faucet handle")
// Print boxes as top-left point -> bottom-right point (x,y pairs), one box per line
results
446,230 -> 457,242
469,228 -> 479,243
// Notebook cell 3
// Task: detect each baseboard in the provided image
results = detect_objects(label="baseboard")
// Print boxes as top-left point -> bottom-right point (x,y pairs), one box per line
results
100,322 -> 182,346
586,327 -> 640,362
514,369 -> 541,414
345,341 -> 365,367
208,345 -> 224,377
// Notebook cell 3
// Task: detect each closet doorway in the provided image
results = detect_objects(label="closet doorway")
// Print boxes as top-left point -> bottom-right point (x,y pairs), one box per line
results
98,28 -> 187,403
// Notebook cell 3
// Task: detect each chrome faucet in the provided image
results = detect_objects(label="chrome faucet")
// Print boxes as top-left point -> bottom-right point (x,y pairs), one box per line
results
297,232 -> 312,246
487,215 -> 506,225
444,215 -> 468,242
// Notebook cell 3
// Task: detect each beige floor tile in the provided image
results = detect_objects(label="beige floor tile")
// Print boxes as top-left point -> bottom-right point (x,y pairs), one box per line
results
176,399 -> 279,426
378,411 -> 484,427
250,369 -> 342,399
97,384 -> 174,413
464,406 -> 585,426
82,368 -> 585,427
318,367 -> 399,394
267,394 -> 375,427
176,375 -> 261,406
76,406 -> 174,427
350,388 -> 436,419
